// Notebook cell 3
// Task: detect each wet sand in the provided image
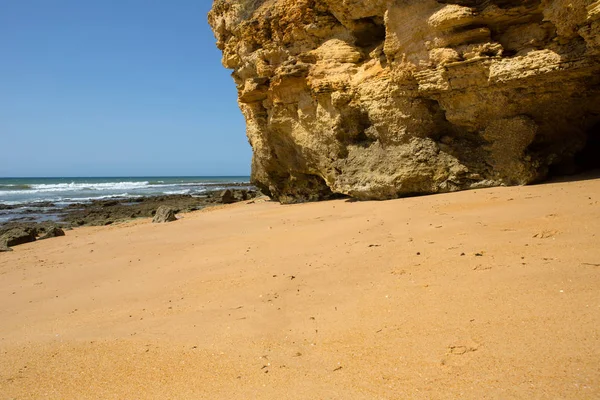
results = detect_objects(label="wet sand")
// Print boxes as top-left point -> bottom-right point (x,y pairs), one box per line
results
1,175 -> 599,399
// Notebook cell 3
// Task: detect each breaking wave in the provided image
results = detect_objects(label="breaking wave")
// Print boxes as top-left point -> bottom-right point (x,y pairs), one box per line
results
0,181 -> 151,195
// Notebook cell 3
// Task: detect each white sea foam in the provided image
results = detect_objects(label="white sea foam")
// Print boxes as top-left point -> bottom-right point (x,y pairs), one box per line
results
31,181 -> 150,192
163,189 -> 193,195
55,193 -> 141,203
0,178 -> 252,209
0,181 -> 155,195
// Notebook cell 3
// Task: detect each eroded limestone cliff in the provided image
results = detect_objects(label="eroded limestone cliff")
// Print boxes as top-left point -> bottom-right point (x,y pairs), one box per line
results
209,0 -> 600,202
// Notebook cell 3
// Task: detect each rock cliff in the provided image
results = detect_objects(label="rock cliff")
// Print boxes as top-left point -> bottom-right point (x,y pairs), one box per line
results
209,0 -> 600,202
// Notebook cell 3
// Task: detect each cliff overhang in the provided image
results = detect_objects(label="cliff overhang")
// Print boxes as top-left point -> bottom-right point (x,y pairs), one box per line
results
209,0 -> 600,203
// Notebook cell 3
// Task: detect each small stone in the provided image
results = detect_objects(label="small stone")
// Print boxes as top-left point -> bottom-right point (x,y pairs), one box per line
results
152,206 -> 177,223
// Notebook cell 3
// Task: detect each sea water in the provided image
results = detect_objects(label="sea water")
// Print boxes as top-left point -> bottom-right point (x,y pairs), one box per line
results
0,176 -> 252,223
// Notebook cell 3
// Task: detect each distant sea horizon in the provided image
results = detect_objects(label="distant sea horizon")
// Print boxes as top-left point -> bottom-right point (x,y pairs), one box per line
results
0,176 -> 253,224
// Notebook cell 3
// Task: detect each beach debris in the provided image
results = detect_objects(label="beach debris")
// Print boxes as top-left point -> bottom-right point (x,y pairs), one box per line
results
533,230 -> 558,239
152,206 -> 178,223
39,226 -> 65,240
448,345 -> 476,355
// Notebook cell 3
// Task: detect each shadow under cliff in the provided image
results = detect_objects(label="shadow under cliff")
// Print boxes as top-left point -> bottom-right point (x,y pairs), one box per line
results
545,121 -> 600,184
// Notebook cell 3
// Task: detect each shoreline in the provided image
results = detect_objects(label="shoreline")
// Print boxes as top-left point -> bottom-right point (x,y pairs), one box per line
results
0,176 -> 254,225
1,176 -> 599,398
0,188 -> 260,250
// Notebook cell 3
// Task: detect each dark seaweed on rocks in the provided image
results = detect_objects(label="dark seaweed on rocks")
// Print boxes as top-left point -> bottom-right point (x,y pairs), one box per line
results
59,189 -> 259,227
0,189 -> 261,249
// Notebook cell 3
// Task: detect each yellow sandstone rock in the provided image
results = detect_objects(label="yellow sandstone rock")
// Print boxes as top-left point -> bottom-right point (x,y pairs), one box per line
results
209,0 -> 600,202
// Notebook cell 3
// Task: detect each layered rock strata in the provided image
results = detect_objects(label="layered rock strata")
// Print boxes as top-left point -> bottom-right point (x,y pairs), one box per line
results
209,0 -> 600,202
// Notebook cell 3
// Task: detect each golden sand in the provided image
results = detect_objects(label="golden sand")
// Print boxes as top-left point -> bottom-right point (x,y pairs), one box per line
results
1,176 -> 599,399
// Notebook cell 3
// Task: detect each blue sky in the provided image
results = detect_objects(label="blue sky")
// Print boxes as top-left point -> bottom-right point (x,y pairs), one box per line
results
0,0 -> 250,177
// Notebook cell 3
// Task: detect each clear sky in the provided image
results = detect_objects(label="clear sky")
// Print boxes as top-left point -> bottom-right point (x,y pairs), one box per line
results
0,0 -> 250,177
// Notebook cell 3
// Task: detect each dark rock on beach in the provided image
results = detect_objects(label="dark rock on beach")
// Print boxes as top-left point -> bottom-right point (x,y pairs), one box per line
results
39,226 -> 66,240
152,206 -> 177,223
57,189 -> 260,227
0,189 -> 261,248
220,189 -> 237,204
1,227 -> 37,247
59,195 -> 202,226
0,221 -> 69,248
218,189 -> 255,204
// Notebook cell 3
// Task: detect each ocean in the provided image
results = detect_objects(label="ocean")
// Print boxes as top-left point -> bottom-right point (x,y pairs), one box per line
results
0,176 -> 252,224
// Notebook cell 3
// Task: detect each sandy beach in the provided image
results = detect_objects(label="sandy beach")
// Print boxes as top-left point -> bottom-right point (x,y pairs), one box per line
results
1,174 -> 599,399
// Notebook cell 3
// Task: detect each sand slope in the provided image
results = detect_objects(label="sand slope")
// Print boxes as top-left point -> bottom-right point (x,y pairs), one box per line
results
1,176 -> 599,399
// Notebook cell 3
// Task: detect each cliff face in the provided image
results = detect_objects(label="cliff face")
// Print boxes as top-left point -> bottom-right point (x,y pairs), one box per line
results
209,0 -> 600,203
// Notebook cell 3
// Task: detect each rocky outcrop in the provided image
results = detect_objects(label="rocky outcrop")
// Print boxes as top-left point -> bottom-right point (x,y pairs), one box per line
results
56,191 -> 256,227
218,189 -> 256,204
209,0 -> 600,202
